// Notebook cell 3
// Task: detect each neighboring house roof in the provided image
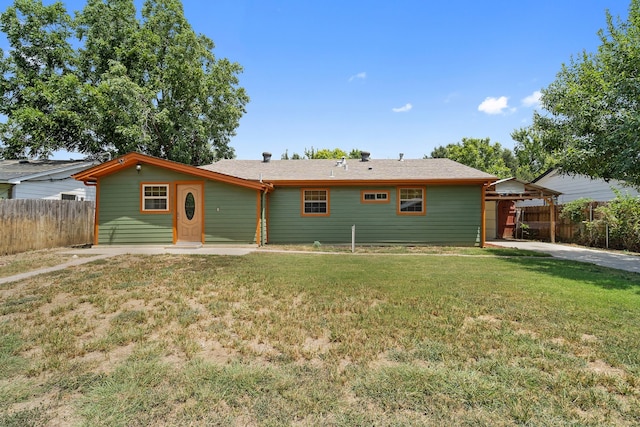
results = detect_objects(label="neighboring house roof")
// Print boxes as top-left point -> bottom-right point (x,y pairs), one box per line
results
530,168 -> 556,184
0,159 -> 95,184
72,152 -> 272,191
201,157 -> 496,185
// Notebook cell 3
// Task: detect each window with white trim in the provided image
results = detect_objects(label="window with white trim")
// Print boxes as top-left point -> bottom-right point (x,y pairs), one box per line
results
302,189 -> 329,215
142,184 -> 169,211
398,188 -> 424,214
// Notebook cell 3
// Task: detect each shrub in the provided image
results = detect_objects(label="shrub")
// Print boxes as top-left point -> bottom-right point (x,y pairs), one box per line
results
591,191 -> 640,252
559,198 -> 593,223
559,198 -> 593,244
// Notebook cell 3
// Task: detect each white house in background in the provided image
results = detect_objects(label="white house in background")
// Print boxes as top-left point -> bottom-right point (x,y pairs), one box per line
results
0,159 -> 96,201
518,168 -> 640,207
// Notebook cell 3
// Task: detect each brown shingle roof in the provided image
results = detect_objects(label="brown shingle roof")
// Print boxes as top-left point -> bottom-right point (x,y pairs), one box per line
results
200,158 -> 496,183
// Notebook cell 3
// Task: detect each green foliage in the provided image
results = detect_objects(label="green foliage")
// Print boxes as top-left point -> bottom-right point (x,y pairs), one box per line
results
560,193 -> 640,252
427,137 -> 515,178
532,0 -> 640,188
591,192 -> 640,251
559,198 -> 594,223
511,127 -> 557,182
0,0 -> 248,164
0,0 -> 79,159
282,147 -> 362,160
559,198 -> 595,246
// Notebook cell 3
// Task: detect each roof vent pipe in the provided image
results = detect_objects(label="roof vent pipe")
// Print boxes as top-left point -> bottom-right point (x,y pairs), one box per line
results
399,153 -> 404,161
360,151 -> 370,162
262,152 -> 272,163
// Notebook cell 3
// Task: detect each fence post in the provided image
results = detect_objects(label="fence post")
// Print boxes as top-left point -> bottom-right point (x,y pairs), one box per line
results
549,198 -> 556,243
351,224 -> 356,253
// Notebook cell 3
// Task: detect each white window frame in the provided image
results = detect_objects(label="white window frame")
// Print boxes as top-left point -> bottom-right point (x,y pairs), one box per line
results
141,184 -> 170,212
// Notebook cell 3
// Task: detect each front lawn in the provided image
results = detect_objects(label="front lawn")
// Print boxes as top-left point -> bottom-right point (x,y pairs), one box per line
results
1,251 -> 639,426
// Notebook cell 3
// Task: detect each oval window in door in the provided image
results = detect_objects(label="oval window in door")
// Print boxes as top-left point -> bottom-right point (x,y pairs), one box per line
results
185,192 -> 195,220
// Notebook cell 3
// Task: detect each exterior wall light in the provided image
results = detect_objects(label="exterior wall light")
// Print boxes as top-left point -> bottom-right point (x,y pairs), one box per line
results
136,164 -> 142,173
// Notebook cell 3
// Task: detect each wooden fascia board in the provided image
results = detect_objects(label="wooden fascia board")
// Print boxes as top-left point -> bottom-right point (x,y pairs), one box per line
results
485,190 -> 561,200
72,152 -> 270,191
267,178 -> 494,187
486,195 -> 551,201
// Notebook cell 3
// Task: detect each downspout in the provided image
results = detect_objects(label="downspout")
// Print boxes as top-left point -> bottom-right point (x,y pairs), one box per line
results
260,188 -> 267,246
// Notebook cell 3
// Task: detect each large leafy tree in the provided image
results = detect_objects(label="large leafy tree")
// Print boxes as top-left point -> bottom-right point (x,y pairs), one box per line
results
0,0 -> 83,157
511,127 -> 556,182
427,137 -> 515,179
532,0 -> 640,188
0,0 -> 248,164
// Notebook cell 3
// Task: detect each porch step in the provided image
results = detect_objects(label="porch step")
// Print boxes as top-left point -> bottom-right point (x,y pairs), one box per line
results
168,242 -> 203,249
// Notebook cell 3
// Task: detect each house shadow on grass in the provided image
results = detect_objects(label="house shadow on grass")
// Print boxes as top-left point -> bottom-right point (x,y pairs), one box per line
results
498,256 -> 640,293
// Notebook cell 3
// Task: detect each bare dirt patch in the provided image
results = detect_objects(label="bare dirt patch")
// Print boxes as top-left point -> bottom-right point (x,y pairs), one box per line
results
369,351 -> 402,369
195,338 -> 237,364
586,359 -> 625,377
581,333 -> 599,343
462,314 -> 502,330
302,335 -> 331,354
247,338 -> 280,357
550,337 -> 567,346
92,342 -> 136,374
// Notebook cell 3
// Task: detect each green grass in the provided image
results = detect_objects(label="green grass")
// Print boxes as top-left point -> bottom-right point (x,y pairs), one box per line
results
1,249 -> 639,426
0,248 -> 91,278
260,243 -> 550,257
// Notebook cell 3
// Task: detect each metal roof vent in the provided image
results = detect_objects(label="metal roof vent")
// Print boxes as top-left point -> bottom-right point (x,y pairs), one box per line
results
262,152 -> 272,163
360,151 -> 370,162
399,153 -> 404,161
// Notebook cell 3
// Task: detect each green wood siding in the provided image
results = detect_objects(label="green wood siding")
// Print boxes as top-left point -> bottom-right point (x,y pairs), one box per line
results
267,185 -> 482,246
97,165 -> 259,245
98,166 -> 181,244
203,183 -> 258,244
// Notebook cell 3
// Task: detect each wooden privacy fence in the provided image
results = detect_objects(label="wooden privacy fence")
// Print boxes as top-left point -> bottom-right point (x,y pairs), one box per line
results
518,205 -> 568,241
519,203 -> 604,242
0,199 -> 94,255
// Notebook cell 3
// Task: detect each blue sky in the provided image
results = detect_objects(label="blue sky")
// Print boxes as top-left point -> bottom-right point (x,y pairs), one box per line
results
0,0 -> 632,160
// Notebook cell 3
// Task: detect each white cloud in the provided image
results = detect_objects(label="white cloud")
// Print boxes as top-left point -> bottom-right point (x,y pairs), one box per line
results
444,92 -> 460,103
348,72 -> 367,82
522,90 -> 542,107
392,103 -> 412,113
477,96 -> 510,115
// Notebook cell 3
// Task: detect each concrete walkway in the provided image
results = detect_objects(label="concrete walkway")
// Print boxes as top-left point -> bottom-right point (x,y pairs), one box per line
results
3,242 -> 638,286
489,240 -> 640,274
0,245 -> 257,285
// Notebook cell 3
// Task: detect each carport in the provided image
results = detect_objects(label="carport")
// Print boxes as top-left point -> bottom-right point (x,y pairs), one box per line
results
485,178 -> 562,243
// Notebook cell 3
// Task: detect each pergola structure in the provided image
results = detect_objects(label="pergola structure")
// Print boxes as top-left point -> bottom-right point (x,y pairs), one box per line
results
485,178 -> 562,243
